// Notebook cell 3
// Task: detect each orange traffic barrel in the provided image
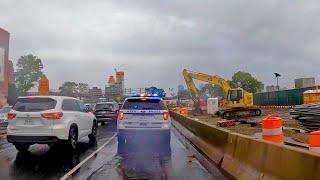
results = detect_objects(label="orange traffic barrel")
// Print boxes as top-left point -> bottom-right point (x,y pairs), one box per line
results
262,114 -> 284,143
309,130 -> 320,152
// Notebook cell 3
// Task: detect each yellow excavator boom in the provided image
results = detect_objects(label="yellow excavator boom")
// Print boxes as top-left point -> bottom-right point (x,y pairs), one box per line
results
182,69 -> 261,118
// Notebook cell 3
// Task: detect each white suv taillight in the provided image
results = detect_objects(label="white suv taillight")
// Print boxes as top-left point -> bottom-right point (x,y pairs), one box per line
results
118,111 -> 124,120
41,112 -> 63,119
163,112 -> 170,120
7,112 -> 16,120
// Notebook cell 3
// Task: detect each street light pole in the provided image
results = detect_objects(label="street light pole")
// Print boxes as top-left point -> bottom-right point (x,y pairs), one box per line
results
274,73 -> 281,91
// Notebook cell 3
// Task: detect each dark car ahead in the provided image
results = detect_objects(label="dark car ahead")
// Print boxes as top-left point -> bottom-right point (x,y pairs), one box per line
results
94,102 -> 119,125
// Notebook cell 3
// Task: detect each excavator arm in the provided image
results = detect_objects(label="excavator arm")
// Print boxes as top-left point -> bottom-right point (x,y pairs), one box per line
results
182,69 -> 232,99
182,69 -> 261,118
182,69 -> 200,99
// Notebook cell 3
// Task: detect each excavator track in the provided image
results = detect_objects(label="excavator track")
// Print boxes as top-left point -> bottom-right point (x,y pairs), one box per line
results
219,108 -> 262,119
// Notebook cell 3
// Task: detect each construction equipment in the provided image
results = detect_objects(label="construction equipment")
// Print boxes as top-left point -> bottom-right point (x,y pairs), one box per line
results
182,69 -> 261,118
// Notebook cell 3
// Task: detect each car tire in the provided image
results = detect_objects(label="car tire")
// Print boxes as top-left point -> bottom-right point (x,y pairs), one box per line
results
89,121 -> 97,147
255,109 -> 262,116
68,126 -> 78,152
14,144 -> 30,152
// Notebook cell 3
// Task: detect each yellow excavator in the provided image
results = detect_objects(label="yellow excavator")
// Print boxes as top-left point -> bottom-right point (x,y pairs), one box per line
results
182,69 -> 261,118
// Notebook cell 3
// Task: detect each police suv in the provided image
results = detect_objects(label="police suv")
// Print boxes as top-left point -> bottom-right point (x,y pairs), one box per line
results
117,94 -> 171,149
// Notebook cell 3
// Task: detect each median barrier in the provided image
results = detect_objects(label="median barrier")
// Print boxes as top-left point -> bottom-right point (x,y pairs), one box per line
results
170,111 -> 320,179
170,111 -> 229,164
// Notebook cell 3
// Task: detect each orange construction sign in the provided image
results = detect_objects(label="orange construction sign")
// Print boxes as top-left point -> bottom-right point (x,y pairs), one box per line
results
38,76 -> 49,96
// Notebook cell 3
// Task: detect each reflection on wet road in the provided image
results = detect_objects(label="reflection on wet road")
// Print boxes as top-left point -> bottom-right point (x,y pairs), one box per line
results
76,128 -> 215,180
0,123 -> 117,180
0,122 -> 224,180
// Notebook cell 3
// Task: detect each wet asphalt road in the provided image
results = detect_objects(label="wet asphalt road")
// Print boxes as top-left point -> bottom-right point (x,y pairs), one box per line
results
71,126 -> 221,180
0,123 -> 117,180
0,122 -> 222,180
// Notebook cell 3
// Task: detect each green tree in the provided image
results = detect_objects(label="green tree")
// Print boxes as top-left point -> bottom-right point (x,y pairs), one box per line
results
7,84 -> 18,105
77,83 -> 89,100
59,82 -> 78,97
15,54 -> 44,96
230,71 -> 262,93
200,83 -> 224,98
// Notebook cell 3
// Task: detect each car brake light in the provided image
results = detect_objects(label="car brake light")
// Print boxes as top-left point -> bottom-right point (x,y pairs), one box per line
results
163,112 -> 170,120
41,112 -> 63,119
118,111 -> 124,120
7,112 -> 16,119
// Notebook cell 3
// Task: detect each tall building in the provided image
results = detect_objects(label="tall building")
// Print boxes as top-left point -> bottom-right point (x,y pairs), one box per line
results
0,27 -> 10,108
84,87 -> 103,103
295,78 -> 315,89
8,60 -> 14,84
105,71 -> 125,101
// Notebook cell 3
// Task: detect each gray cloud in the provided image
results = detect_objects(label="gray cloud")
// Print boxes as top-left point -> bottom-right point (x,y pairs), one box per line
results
0,0 -> 319,91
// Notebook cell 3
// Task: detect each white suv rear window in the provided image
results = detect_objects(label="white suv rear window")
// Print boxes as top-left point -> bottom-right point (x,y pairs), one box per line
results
122,99 -> 166,110
13,98 -> 57,112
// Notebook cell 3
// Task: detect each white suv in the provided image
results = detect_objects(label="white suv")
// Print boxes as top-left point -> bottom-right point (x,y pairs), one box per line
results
117,96 -> 171,152
7,96 -> 97,152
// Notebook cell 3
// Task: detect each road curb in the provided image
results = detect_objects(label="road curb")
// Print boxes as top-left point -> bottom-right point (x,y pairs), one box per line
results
60,133 -> 117,180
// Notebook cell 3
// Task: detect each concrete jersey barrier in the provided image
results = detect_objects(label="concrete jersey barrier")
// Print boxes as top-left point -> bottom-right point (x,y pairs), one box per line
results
170,111 -> 320,180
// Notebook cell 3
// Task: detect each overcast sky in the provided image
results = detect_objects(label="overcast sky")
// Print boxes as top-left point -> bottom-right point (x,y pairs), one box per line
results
1,0 -> 320,92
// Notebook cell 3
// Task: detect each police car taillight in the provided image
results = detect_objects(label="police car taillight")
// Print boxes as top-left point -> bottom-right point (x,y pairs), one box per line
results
118,111 -> 124,120
163,112 -> 170,120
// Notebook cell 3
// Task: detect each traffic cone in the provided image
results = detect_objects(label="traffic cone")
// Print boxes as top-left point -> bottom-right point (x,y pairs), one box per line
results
309,130 -> 320,153
262,114 -> 284,143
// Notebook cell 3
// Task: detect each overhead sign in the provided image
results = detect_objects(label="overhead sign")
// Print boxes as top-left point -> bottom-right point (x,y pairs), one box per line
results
0,48 -> 4,82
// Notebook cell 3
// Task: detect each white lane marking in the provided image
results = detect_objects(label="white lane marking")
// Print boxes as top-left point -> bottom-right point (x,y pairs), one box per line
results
60,133 -> 117,180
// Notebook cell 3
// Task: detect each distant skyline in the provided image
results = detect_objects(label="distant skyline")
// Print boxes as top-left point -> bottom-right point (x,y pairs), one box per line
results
1,0 -> 319,91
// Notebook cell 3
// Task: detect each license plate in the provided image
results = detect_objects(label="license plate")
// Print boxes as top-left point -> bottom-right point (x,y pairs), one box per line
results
24,119 -> 34,125
140,122 -> 148,126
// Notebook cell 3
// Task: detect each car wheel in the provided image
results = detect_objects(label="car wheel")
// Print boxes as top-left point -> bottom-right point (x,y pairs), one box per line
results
89,121 -> 97,146
255,109 -> 262,116
68,126 -> 78,152
14,144 -> 30,152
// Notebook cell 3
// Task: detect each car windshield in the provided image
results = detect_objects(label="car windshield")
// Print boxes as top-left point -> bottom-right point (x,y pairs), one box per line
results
95,103 -> 113,110
13,98 -> 57,112
122,99 -> 166,110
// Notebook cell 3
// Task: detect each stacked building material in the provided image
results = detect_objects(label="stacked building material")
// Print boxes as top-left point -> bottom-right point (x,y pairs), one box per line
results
290,104 -> 320,132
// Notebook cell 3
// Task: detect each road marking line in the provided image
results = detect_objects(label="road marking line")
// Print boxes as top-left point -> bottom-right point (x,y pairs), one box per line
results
60,133 -> 117,180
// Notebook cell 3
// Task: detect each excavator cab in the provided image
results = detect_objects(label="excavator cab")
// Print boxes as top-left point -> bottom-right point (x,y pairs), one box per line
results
227,89 -> 243,104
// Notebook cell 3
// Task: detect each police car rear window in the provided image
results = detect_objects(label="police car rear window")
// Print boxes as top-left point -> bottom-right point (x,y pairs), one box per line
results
95,103 -> 114,110
13,98 -> 57,112
122,99 -> 166,110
